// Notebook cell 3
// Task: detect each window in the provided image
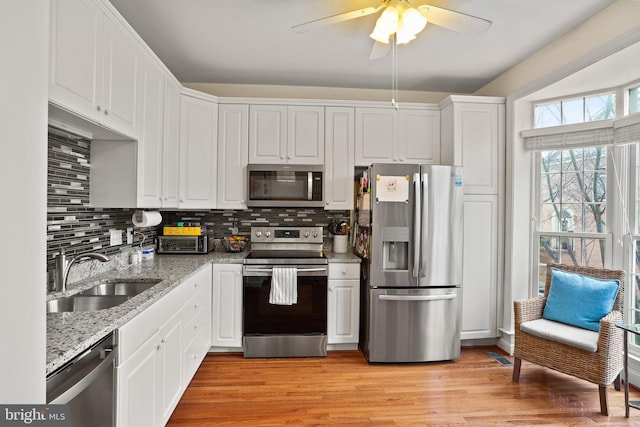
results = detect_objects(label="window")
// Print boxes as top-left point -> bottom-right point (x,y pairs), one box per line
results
534,93 -> 616,128
630,85 -> 640,114
534,147 -> 610,293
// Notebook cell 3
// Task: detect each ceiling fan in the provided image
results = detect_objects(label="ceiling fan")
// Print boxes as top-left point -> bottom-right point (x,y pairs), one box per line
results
292,0 -> 492,59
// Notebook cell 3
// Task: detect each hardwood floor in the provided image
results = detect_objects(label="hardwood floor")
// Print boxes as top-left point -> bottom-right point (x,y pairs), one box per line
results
168,347 -> 640,426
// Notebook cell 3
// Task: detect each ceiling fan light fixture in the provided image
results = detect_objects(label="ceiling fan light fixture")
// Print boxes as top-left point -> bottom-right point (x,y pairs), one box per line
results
400,7 -> 427,36
369,5 -> 399,44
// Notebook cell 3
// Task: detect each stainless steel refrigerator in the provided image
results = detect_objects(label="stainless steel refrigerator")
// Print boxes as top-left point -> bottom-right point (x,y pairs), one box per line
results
360,163 -> 463,363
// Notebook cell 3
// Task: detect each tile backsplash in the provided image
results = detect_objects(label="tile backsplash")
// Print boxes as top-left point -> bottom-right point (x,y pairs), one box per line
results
47,129 -> 351,280
47,130 -> 157,276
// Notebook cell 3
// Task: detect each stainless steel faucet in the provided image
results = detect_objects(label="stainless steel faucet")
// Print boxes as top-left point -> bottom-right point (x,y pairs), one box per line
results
54,250 -> 111,292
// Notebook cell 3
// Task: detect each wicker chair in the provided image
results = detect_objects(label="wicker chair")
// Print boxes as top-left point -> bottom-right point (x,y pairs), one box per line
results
512,263 -> 625,416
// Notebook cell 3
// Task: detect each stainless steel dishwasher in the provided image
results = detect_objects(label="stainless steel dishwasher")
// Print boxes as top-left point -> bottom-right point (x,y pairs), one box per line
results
46,332 -> 116,427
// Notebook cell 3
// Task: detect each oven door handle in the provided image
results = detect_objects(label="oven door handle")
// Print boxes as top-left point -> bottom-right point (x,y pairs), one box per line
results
243,267 -> 327,276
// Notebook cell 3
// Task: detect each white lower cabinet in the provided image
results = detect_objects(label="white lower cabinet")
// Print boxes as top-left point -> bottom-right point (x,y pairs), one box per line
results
327,263 -> 360,346
461,195 -> 499,340
182,266 -> 212,385
116,264 -> 212,426
211,264 -> 243,349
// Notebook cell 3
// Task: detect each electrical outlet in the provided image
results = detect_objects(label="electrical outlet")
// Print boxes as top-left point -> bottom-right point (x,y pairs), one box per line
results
110,228 -> 123,246
126,227 -> 133,244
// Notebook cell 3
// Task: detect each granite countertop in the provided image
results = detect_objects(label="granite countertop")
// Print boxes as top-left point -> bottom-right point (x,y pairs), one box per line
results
46,250 -> 245,375
46,248 -> 360,375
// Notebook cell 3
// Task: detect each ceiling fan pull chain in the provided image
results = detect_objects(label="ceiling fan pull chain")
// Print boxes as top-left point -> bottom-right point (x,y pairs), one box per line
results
392,34 -> 399,110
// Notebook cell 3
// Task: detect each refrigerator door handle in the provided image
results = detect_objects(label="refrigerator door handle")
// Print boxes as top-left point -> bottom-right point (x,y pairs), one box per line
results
421,172 -> 429,278
379,294 -> 456,302
412,172 -> 421,278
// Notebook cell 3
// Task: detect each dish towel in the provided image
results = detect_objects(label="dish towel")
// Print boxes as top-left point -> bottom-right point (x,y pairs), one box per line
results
269,266 -> 298,305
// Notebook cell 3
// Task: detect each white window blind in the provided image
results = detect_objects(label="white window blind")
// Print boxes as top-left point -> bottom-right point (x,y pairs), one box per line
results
614,113 -> 640,145
521,120 -> 614,151
523,114 -> 640,151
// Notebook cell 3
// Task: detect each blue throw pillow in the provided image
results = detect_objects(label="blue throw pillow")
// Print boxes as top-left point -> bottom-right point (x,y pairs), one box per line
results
542,268 -> 620,332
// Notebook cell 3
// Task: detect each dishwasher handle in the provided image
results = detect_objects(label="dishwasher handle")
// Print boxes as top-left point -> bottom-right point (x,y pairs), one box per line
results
49,346 -> 116,404
379,294 -> 456,302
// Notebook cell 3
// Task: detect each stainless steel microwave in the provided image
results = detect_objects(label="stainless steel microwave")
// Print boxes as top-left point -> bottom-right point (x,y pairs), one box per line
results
247,164 -> 324,208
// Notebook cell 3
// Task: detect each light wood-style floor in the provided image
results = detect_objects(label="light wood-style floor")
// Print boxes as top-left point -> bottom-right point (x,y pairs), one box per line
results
167,347 -> 640,426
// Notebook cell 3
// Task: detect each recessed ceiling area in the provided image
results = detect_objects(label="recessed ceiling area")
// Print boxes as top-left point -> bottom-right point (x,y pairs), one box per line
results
109,0 -> 616,93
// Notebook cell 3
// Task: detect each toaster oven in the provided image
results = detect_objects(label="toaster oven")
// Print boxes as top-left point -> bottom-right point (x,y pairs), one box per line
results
156,235 -> 215,254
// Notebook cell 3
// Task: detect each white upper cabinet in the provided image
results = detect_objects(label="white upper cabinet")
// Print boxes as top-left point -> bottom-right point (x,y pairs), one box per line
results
355,107 -> 440,166
217,104 -> 249,210
179,92 -> 218,209
287,106 -> 325,164
161,78 -> 181,208
137,58 -> 165,208
440,96 -> 505,195
249,105 -> 324,165
324,107 -> 355,210
49,0 -> 140,138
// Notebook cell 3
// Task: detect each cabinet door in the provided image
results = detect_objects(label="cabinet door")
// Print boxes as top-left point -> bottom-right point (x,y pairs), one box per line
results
328,279 -> 360,344
447,102 -> 502,195
355,108 -> 396,165
101,17 -> 140,138
162,78 -> 181,208
218,104 -> 249,209
179,94 -> 218,209
137,59 -> 165,208
248,105 -> 287,164
325,107 -> 355,210
461,195 -> 498,339
116,332 -> 160,427
287,106 -> 325,164
399,109 -> 440,164
211,264 -> 243,348
49,0 -> 104,123
159,317 -> 183,425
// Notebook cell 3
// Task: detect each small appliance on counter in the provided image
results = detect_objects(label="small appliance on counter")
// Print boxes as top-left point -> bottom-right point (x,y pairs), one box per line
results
157,224 -> 215,254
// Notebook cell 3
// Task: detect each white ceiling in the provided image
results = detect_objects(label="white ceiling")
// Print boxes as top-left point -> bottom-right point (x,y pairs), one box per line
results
109,0 -> 617,93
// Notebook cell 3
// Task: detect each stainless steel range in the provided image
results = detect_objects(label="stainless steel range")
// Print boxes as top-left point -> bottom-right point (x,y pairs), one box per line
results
243,226 -> 328,358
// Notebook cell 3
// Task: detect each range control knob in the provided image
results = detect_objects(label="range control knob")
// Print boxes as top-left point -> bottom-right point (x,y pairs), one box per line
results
313,231 -> 319,238
255,231 -> 262,238
304,231 -> 310,237
265,231 -> 271,237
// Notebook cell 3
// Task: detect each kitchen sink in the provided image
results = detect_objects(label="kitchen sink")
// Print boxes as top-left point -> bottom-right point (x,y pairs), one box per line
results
47,295 -> 130,313
78,279 -> 161,296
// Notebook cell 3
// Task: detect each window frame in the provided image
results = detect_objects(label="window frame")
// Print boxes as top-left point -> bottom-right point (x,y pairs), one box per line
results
531,148 -> 614,296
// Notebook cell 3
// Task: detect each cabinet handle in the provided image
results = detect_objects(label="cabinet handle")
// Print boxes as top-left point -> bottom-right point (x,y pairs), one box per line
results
96,105 -> 102,112
104,110 -> 109,116
194,325 -> 198,331
194,282 -> 198,288
280,155 -> 285,159
156,344 -> 161,351
194,304 -> 198,309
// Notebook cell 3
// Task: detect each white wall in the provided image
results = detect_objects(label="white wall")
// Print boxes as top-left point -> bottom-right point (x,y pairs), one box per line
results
0,1 -> 48,403
183,82 -> 453,104
476,0 -> 640,98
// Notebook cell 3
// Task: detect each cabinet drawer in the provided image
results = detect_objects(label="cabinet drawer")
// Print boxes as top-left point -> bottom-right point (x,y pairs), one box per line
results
183,287 -> 207,325
328,263 -> 360,280
183,328 -> 209,385
118,283 -> 188,362
183,304 -> 209,349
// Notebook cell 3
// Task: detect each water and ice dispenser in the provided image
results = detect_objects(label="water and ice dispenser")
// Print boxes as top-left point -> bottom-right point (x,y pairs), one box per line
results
381,227 -> 409,271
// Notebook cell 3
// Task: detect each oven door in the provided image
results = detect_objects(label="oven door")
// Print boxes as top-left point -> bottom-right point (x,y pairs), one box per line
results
242,264 -> 328,357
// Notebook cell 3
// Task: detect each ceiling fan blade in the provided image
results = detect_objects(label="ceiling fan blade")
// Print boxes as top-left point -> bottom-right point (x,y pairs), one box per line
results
417,4 -> 491,35
369,41 -> 390,60
292,5 -> 383,34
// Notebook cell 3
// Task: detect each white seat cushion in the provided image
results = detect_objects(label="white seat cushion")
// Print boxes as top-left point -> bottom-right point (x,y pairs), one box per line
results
520,318 -> 599,352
